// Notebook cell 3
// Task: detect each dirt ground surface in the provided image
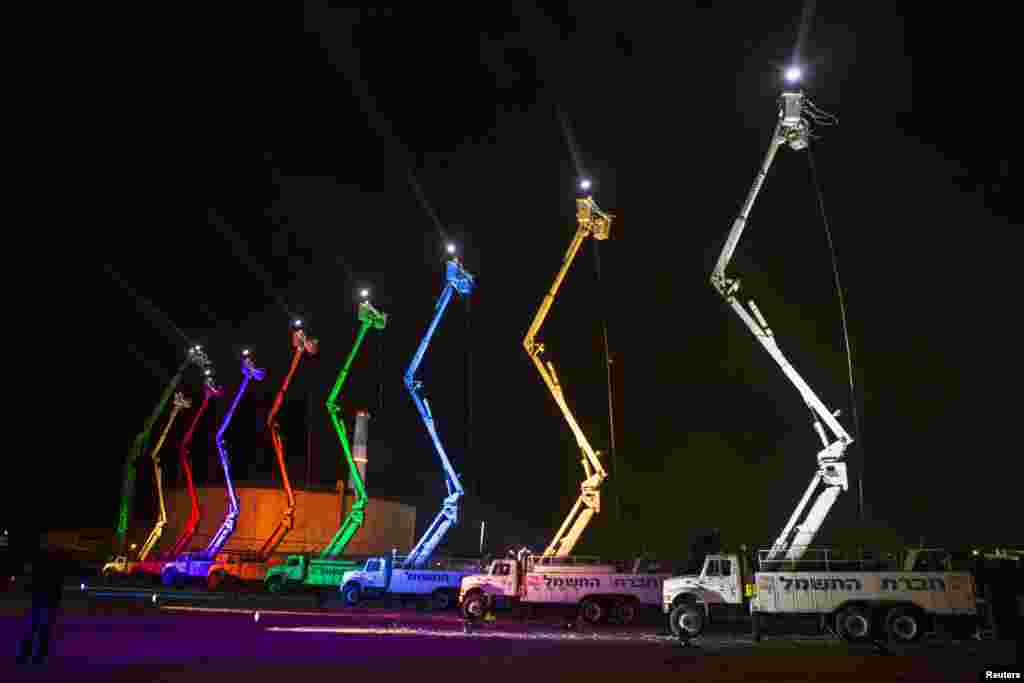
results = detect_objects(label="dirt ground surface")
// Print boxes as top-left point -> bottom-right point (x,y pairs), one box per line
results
1,592 -> 1019,682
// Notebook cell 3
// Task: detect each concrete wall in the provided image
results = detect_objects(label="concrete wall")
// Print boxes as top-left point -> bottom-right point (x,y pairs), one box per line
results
162,485 -> 415,557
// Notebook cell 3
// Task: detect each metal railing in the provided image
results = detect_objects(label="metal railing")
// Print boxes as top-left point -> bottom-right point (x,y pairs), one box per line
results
756,546 -> 912,572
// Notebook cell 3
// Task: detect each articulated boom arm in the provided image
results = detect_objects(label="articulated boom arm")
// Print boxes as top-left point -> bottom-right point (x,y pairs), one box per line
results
169,382 -> 222,558
138,391 -> 192,561
524,197 -> 611,558
258,327 -> 319,560
205,355 -> 265,559
709,91 -> 851,562
322,301 -> 387,559
403,259 -> 474,569
116,345 -> 210,553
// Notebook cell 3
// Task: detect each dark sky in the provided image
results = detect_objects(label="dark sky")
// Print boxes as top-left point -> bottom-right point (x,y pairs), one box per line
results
31,6 -> 1015,557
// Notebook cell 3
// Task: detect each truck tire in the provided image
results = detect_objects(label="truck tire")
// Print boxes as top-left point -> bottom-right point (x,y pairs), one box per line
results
669,602 -> 704,639
836,606 -> 872,642
885,606 -> 924,643
431,589 -> 454,611
462,592 -> 486,620
342,582 -> 361,607
579,598 -> 605,624
265,574 -> 286,594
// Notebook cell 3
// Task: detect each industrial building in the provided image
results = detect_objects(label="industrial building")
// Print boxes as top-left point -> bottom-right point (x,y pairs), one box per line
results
162,484 -> 415,556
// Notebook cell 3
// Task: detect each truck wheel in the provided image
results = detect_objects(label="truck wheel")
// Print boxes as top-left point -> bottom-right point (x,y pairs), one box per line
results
885,606 -> 923,643
342,582 -> 361,607
836,606 -> 872,642
669,602 -> 704,639
431,589 -> 453,611
265,575 -> 286,594
462,593 -> 486,620
579,598 -> 605,624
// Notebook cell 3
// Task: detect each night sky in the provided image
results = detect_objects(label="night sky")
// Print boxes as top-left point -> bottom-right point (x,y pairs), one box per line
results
30,6 -> 1015,558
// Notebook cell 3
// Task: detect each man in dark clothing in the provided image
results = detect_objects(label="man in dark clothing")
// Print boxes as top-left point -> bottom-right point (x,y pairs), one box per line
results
16,533 -> 66,665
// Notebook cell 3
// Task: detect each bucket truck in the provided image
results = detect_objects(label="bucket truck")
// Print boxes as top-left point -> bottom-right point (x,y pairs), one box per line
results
524,192 -> 611,558
662,86 -> 978,643
208,320 -> 318,589
114,344 -> 210,554
460,551 -> 670,625
340,256 -> 481,610
104,391 -> 191,582
265,297 -> 386,594
459,194 -> 673,624
163,350 -> 265,585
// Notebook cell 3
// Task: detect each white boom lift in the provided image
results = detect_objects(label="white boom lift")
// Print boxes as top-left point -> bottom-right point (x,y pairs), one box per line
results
663,85 -> 978,644
709,88 -> 852,562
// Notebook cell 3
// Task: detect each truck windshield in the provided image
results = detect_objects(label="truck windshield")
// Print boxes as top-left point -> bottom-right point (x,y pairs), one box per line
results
365,560 -> 381,573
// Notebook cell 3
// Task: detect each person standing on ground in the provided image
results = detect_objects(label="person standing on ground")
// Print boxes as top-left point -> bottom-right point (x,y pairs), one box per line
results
16,530 -> 66,665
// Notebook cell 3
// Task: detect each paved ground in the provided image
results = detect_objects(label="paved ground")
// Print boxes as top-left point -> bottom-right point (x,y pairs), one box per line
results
0,589 -> 1019,681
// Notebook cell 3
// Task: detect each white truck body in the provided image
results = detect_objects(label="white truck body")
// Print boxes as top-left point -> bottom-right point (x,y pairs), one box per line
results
460,554 -> 669,624
465,568 -> 667,606
340,554 -> 481,607
343,563 -> 472,594
663,551 -> 979,642
753,571 -> 976,615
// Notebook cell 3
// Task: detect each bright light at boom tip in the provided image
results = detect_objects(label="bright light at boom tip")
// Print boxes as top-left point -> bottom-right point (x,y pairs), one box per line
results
784,66 -> 802,84
293,318 -> 303,328
579,179 -> 592,191
446,243 -> 456,254
242,349 -> 250,357
359,288 -> 370,299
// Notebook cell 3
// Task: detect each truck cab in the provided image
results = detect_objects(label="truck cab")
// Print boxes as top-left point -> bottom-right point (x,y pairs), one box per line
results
459,558 -> 521,613
340,554 -> 396,604
102,555 -> 133,579
161,551 -> 217,586
663,553 -> 753,638
265,554 -> 305,591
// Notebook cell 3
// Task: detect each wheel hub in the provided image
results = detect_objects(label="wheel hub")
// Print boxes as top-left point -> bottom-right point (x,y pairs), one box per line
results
892,615 -> 917,639
844,615 -> 869,638
679,612 -> 700,634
